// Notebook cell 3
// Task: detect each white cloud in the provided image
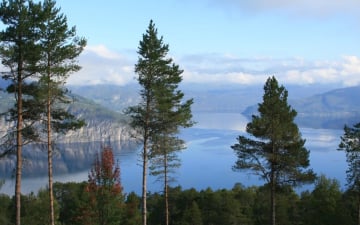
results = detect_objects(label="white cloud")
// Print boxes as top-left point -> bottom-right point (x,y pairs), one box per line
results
85,45 -> 123,60
67,45 -> 136,85
179,53 -> 360,87
341,55 -> 360,75
68,46 -> 360,88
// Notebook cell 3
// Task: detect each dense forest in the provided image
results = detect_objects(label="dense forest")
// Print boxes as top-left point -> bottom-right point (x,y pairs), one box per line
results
0,176 -> 358,225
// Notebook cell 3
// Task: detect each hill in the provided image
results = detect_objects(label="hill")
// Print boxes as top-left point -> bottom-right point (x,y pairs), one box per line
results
69,83 -> 354,129
243,85 -> 360,129
0,90 -> 136,177
68,83 -> 334,113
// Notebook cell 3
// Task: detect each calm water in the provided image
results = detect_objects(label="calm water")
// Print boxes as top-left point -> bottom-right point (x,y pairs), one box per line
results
1,113 -> 347,196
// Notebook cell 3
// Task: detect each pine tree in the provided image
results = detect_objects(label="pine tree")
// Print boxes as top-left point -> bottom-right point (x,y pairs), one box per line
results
36,1 -> 86,224
0,1 -> 43,224
339,123 -> 360,225
126,20 -> 193,225
231,76 -> 315,225
148,28 -> 193,225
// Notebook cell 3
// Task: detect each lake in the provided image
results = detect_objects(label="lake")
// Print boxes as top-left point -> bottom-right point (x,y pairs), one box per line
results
1,113 -> 347,196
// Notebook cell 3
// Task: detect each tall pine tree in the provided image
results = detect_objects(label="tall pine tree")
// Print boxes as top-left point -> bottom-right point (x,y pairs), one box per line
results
149,62 -> 193,225
231,76 -> 315,225
126,20 -> 193,225
0,1 -> 43,224
37,1 -> 86,224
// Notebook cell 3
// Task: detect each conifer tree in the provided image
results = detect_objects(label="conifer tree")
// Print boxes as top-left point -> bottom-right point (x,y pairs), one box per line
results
126,20 -> 193,225
339,123 -> 360,225
36,1 -> 86,224
0,1 -> 43,224
231,76 -> 315,225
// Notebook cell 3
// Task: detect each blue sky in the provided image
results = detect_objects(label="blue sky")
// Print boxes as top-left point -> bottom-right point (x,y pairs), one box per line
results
53,0 -> 360,86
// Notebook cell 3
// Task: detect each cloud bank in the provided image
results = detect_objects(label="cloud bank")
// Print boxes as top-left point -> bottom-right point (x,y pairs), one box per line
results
179,53 -> 360,87
68,45 -> 360,87
67,45 -> 136,85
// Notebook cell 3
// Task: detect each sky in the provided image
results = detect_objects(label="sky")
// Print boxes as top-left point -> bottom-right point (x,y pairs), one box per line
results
49,1 -> 360,86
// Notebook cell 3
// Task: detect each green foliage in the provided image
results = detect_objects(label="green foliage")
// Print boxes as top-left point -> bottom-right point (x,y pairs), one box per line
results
299,175 -> 342,225
84,146 -> 125,225
0,0 -> 43,80
5,189 -> 60,225
338,189 -> 360,225
123,192 -> 142,225
53,181 -> 89,225
180,201 -> 203,225
339,123 -> 360,191
231,76 -> 316,225
0,1 -> 45,224
338,122 -> 360,225
1,179 -> 360,224
0,193 -> 11,225
22,189 -> 60,225
36,0 -> 86,131
126,20 -> 194,225
232,76 -> 315,186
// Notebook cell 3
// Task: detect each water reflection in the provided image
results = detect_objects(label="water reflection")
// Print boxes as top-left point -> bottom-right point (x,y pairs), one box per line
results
0,113 -> 348,196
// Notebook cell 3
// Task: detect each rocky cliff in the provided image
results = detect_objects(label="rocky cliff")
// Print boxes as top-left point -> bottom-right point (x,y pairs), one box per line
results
0,92 -> 139,177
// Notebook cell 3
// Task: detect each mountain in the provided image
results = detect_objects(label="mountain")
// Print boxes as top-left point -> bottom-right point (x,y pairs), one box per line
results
68,84 -> 141,113
0,90 -> 136,177
68,83 -> 334,113
68,83 -> 360,130
0,91 -> 134,143
243,85 -> 360,129
293,86 -> 360,129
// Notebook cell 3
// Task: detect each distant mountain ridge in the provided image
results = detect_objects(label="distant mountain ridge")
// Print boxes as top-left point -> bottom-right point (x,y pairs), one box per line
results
243,85 -> 360,129
1,84 -> 358,145
293,86 -> 360,129
68,83 -> 360,129
68,83 -> 335,113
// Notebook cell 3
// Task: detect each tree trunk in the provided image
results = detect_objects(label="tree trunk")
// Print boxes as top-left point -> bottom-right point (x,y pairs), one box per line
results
47,84 -> 55,225
270,169 -> 276,225
141,91 -> 152,225
142,138 -> 148,225
164,153 -> 169,225
15,78 -> 22,225
15,50 -> 25,225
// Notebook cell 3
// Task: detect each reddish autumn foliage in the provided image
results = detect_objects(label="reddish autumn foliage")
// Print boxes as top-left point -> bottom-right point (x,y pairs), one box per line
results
82,146 -> 124,225
87,146 -> 122,194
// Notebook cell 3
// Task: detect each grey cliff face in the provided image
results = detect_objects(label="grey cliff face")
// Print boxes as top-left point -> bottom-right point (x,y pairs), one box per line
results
0,116 -> 139,178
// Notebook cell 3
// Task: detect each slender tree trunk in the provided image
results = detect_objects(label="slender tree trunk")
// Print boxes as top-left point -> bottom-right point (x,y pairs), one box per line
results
15,77 -> 22,225
142,91 -> 152,225
164,152 -> 169,225
270,168 -> 276,225
47,81 -> 55,225
142,141 -> 148,225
